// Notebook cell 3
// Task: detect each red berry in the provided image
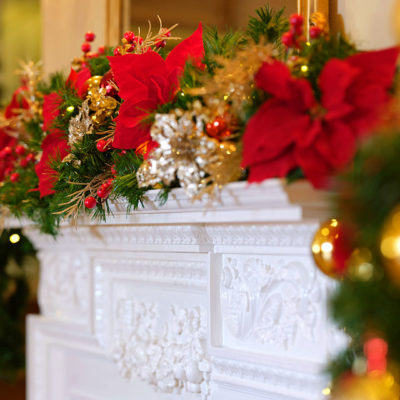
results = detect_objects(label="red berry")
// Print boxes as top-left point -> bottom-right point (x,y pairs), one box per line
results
213,116 -> 227,132
126,44 -> 135,53
124,31 -> 136,43
15,145 -> 26,156
111,164 -> 117,175
310,26 -> 323,39
97,187 -> 110,199
282,32 -> 294,47
105,84 -> 116,96
85,31 -> 95,42
81,42 -> 91,53
3,146 -> 13,156
26,153 -> 36,163
290,24 -> 303,36
120,150 -> 127,155
162,29 -> 171,37
136,36 -> 144,45
156,40 -> 166,49
96,139 -> 108,152
84,196 -> 97,209
20,158 -> 28,168
113,47 -> 121,56
97,45 -> 105,54
289,14 -> 304,28
10,172 -> 19,183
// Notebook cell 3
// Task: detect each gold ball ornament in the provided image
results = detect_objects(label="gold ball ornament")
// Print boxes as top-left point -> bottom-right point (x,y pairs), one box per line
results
380,205 -> 400,286
311,219 -> 352,278
331,372 -> 400,400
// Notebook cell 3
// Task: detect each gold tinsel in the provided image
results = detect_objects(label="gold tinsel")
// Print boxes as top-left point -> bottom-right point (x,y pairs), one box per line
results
192,43 -> 273,116
137,104 -> 241,198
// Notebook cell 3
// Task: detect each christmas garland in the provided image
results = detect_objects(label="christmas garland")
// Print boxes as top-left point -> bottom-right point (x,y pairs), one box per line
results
0,228 -> 36,382
0,7 -> 398,235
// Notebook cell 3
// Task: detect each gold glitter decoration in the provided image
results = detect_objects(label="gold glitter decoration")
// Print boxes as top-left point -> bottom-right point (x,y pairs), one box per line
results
68,100 -> 93,146
137,109 -> 242,198
195,43 -> 273,116
84,76 -> 118,125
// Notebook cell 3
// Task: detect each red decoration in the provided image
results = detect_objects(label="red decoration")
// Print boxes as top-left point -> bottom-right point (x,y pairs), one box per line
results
43,92 -> 62,133
97,46 -> 105,55
84,196 -> 97,209
113,47 -> 121,56
85,31 -> 95,42
282,32 -> 294,47
25,153 -> 36,163
364,338 -> 388,373
96,139 -> 109,152
310,26 -> 323,39
123,31 -> 135,43
20,158 -> 28,168
15,145 -> 26,156
108,23 -> 204,150
242,47 -> 400,188
156,40 -> 167,49
66,67 -> 91,98
10,172 -> 19,183
81,43 -> 91,53
5,86 -> 29,119
35,132 -> 70,197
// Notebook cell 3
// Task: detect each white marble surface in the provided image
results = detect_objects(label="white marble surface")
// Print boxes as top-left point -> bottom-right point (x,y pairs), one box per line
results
25,180 -> 345,400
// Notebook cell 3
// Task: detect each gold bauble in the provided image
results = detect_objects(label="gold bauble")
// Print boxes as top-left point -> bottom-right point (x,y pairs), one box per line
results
311,219 -> 352,278
380,205 -> 400,286
347,248 -> 375,282
86,75 -> 102,88
331,372 -> 400,400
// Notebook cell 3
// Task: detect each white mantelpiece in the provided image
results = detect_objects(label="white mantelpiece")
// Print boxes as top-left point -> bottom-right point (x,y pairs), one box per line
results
25,180 -> 344,400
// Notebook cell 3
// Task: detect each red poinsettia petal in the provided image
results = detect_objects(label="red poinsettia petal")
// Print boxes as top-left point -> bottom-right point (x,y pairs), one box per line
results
242,99 -> 312,167
108,52 -> 167,102
166,23 -> 204,74
43,92 -> 62,132
296,146 -> 335,189
5,86 -> 30,119
112,99 -> 157,149
35,131 -> 69,197
247,147 -> 298,182
66,67 -> 91,98
320,58 -> 358,120
315,120 -> 356,169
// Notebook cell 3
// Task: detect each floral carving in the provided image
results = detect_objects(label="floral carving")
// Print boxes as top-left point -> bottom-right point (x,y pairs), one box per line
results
221,256 -> 321,349
112,298 -> 211,398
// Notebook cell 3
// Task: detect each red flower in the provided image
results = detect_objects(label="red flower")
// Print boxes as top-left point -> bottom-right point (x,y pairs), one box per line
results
109,24 -> 204,150
66,67 -> 91,98
242,47 -> 400,188
0,129 -> 17,181
35,132 -> 70,197
5,86 -> 30,119
43,92 -> 62,132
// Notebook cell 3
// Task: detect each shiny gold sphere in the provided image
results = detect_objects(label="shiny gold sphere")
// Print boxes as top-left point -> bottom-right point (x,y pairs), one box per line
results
331,372 -> 400,400
380,205 -> 400,286
312,219 -> 345,278
86,75 -> 103,88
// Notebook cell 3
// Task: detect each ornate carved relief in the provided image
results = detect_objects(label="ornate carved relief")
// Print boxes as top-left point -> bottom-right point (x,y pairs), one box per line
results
221,256 -> 321,349
112,298 -> 211,398
37,252 -> 89,325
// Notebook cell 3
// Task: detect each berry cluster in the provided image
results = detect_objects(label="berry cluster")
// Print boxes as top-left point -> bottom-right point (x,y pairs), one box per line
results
0,144 -> 35,183
81,31 -> 105,57
84,178 -> 114,209
281,14 -> 323,49
205,114 -> 236,140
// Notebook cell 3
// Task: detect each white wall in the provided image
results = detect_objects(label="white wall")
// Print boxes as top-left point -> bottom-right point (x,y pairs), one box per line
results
335,0 -> 398,49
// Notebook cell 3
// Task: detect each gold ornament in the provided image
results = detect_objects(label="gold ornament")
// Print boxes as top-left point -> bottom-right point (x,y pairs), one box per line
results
311,219 -> 345,278
331,372 -> 400,400
380,205 -> 400,286
68,100 -> 93,146
347,248 -> 375,282
137,107 -> 241,198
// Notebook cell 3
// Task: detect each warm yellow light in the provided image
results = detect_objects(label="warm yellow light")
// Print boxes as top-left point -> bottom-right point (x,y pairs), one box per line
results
66,105 -> 75,113
9,233 -> 20,244
301,65 -> 308,72
321,241 -> 333,253
306,41 -> 311,46
322,387 -> 331,396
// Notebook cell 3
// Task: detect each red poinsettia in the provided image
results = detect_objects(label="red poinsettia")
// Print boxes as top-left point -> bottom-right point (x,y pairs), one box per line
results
242,47 -> 400,188
43,92 -> 62,132
35,132 -> 69,197
108,23 -> 204,149
5,86 -> 30,118
66,67 -> 91,98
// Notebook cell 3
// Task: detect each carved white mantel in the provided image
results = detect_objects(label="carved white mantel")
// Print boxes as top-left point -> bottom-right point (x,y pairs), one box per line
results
24,180 -> 345,400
